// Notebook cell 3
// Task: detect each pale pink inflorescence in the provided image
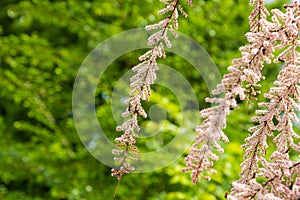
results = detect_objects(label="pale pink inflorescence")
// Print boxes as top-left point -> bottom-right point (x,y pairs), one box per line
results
183,0 -> 272,184
229,2 -> 300,199
184,1 -> 300,199
112,0 -> 300,198
112,0 -> 193,181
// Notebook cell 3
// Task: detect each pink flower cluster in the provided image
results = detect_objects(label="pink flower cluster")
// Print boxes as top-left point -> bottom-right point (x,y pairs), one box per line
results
229,2 -> 300,199
112,0 -> 193,182
183,0 -> 272,184
184,1 -> 300,199
112,0 -> 300,199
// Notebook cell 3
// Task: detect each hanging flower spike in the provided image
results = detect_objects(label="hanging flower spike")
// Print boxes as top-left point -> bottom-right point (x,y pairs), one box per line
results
229,2 -> 300,199
112,0 -> 193,196
183,0 -> 273,184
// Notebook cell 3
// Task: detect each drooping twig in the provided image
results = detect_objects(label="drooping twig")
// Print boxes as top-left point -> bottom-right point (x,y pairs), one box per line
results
112,0 -> 193,197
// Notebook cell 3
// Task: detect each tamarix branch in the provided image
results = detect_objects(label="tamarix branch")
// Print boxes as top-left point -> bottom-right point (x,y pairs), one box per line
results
112,0 -> 300,199
112,0 -> 193,197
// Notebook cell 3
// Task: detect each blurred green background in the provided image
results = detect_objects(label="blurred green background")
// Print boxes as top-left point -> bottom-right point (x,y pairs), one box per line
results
0,0 -> 290,199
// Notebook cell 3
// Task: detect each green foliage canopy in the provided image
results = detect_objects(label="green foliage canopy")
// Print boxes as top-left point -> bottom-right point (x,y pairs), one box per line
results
0,0 -> 289,199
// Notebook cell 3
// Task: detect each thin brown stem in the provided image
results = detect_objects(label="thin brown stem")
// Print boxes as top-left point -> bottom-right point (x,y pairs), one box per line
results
113,175 -> 123,198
